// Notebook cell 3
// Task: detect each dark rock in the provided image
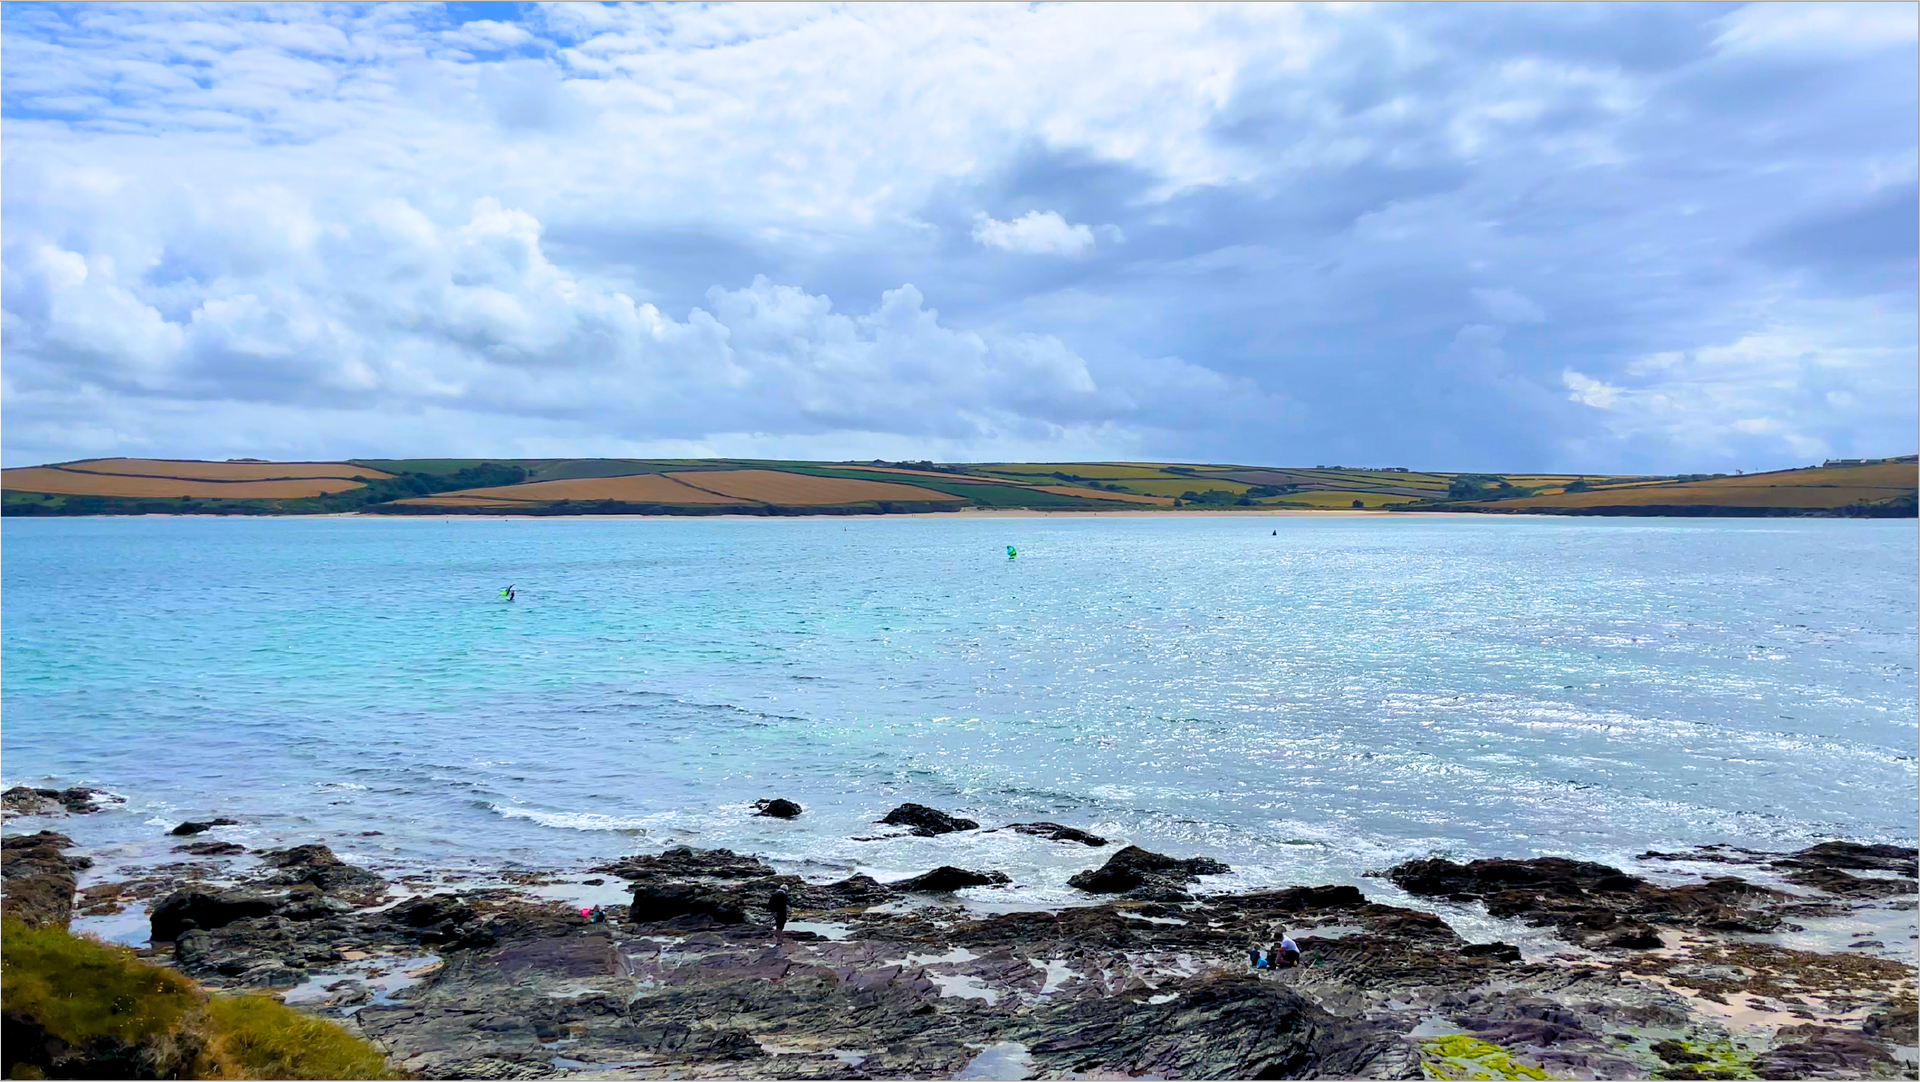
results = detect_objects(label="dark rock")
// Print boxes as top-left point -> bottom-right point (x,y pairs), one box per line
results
1652,1038 -> 1710,1064
1388,856 -> 1786,946
1,785 -> 121,818
275,886 -> 354,922
1389,855 -> 1622,898
1750,1025 -> 1896,1079
169,817 -> 238,836
1775,841 -> 1918,875
798,874 -> 894,908
1019,975 -> 1387,1079
150,887 -> 280,942
2,830 -> 75,852
877,802 -> 979,836
751,798 -> 803,819
1067,845 -> 1230,894
1594,924 -> 1663,950
1780,864 -> 1917,899
1,830 -> 79,929
384,894 -> 485,945
1460,941 -> 1523,963
1863,998 -> 1919,1045
257,843 -> 386,903
172,840 -> 247,856
592,845 -> 775,881
629,882 -> 747,924
892,866 -> 1011,892
1219,883 -> 1366,913
1004,822 -> 1108,846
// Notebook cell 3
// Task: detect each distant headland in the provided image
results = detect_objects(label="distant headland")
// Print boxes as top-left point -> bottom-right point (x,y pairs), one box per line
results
3,456 -> 1915,518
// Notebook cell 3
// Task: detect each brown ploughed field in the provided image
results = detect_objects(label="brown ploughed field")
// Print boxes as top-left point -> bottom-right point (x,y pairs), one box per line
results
54,458 -> 394,480
441,474 -> 746,504
666,469 -> 964,504
0,467 -> 367,499
1493,463 -> 1916,510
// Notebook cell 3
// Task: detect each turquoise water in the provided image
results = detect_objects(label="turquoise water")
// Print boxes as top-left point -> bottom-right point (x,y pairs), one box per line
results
3,514 -> 1915,901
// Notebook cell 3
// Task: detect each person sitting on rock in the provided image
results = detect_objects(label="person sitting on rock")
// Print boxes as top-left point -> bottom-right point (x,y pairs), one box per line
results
769,887 -> 790,942
1248,944 -> 1264,969
1272,933 -> 1301,968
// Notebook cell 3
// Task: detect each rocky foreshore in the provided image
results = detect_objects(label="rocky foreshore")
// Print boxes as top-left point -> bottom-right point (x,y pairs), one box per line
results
3,794 -> 1915,1080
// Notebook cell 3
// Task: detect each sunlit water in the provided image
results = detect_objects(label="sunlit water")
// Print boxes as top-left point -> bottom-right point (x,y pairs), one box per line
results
3,514 -> 1914,909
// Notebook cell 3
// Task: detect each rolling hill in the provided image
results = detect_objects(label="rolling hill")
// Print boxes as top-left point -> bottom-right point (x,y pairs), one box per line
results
2,456 -> 1913,517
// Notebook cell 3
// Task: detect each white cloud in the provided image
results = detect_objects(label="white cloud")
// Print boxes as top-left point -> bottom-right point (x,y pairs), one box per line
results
1713,1 -> 1919,59
1,3 -> 1913,471
971,210 -> 1104,257
1560,303 -> 1917,462
1,195 -> 1271,464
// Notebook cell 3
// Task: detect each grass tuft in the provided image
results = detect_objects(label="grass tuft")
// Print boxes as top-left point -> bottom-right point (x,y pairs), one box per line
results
204,995 -> 399,1080
2,918 -> 398,1080
1,917 -> 201,1048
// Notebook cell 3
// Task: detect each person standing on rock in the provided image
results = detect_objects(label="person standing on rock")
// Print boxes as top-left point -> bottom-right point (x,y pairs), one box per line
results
769,887 -> 790,944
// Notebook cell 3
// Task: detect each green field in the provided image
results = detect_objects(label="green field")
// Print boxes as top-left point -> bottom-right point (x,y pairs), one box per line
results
4,456 -> 1913,517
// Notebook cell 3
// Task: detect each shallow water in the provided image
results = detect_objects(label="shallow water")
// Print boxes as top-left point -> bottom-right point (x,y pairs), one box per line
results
4,514 -> 1915,902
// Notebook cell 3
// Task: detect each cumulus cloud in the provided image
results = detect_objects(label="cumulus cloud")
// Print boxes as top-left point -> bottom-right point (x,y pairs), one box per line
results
0,193 -> 1276,464
1560,301 -> 1918,464
971,210 -> 1117,256
1,3 -> 1913,471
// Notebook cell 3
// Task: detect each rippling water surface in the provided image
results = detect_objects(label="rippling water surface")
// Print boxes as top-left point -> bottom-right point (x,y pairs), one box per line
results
4,514 -> 1914,902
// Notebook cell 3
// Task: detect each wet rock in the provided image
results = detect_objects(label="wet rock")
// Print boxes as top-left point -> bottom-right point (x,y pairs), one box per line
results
628,882 -> 747,924
1863,997 -> 1919,1045
1460,941 -> 1523,963
169,817 -> 239,836
1652,1038 -> 1709,1065
892,866 -> 1011,892
592,845 -> 774,881
257,843 -> 386,903
1387,856 -> 1786,946
1,830 -> 80,929
1067,845 -> 1230,894
1003,821 -> 1108,846
877,802 -> 979,836
797,874 -> 894,908
1,785 -> 121,818
150,887 -> 280,942
172,840 -> 247,856
1780,864 -> 1916,899
275,885 -> 355,922
751,797 -> 803,819
1775,841 -> 1918,875
1750,1024 -> 1897,1079
1018,974 -> 1388,1079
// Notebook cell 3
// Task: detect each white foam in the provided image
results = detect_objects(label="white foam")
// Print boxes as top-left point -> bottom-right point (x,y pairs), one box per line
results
486,803 -> 653,832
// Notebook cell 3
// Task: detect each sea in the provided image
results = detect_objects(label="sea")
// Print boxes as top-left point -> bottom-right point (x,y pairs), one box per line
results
3,513 -> 1916,928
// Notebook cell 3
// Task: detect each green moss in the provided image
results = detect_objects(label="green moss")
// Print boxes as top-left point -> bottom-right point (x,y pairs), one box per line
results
1648,1035 -> 1758,1080
204,995 -> 399,1080
1418,1035 -> 1557,1080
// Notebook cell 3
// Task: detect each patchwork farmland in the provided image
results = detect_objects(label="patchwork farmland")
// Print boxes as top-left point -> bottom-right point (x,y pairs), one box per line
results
2,456 -> 1912,517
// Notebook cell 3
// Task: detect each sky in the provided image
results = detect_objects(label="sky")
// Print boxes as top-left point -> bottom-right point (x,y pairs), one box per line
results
2,2 -> 1915,473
